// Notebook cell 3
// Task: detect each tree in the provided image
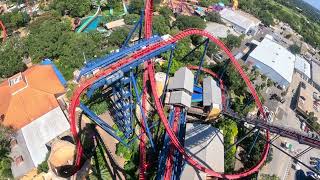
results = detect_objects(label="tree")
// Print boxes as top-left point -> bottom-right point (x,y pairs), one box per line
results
124,14 -> 141,25
0,11 -> 30,31
0,37 -> 26,78
25,14 -> 72,63
50,0 -> 91,17
223,34 -> 243,49
24,13 -> 107,80
207,42 -> 219,57
288,44 -> 301,54
260,11 -> 274,26
206,11 -> 223,24
129,0 -> 144,14
216,118 -> 238,172
108,27 -> 130,47
174,15 -> 206,31
153,15 -> 170,36
0,125 -> 14,178
159,7 -> 173,19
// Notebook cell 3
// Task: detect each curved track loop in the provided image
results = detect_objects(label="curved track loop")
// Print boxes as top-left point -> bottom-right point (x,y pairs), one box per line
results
69,28 -> 270,179
0,20 -> 7,43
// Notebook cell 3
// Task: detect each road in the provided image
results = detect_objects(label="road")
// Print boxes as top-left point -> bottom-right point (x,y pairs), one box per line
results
261,73 -> 320,179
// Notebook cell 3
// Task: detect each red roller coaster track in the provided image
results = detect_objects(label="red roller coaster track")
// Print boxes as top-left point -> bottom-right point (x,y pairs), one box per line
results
69,28 -> 270,179
0,20 -> 7,43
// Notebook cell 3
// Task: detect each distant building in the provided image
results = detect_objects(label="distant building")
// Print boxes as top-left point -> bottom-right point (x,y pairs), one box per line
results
219,8 -> 261,35
312,61 -> 320,91
0,64 -> 70,178
181,123 -> 224,179
294,81 -> 320,118
294,55 -> 311,81
246,36 -> 295,88
167,67 -> 194,107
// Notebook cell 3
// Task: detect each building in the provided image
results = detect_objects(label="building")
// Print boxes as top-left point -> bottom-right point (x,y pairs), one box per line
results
246,36 -> 295,88
312,61 -> 320,91
167,67 -> 194,108
294,81 -> 320,119
181,123 -> 224,179
203,76 -> 222,119
0,64 -> 70,178
294,55 -> 311,81
105,19 -> 125,30
219,8 -> 261,35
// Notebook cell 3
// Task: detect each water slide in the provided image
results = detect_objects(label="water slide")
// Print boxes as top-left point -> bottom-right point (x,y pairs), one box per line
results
76,6 -> 101,33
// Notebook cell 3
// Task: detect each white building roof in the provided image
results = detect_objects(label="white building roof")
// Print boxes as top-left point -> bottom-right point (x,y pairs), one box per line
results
312,61 -> 320,86
181,124 -> 224,180
219,8 -> 260,32
249,37 -> 295,84
295,55 -> 311,79
20,107 -> 70,166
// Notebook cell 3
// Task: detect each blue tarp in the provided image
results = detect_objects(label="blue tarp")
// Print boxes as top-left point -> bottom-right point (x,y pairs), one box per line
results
41,59 -> 67,87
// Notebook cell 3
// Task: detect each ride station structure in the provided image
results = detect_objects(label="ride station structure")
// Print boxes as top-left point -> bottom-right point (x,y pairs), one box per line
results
68,0 -> 320,179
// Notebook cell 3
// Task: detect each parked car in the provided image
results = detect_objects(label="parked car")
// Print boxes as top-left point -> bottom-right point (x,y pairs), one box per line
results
311,157 -> 320,161
301,122 -> 306,130
311,161 -> 317,165
306,171 -> 320,179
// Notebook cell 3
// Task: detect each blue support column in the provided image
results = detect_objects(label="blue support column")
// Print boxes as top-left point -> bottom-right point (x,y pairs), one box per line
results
130,71 -> 155,150
174,109 -> 187,180
80,103 -> 129,147
122,11 -> 144,48
219,59 -> 230,80
178,38 -> 209,63
161,47 -> 175,103
157,109 -> 175,180
248,129 -> 260,156
195,38 -> 209,84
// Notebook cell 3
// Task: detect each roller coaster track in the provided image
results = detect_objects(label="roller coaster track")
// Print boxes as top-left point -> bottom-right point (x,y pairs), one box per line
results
139,0 -> 154,178
0,20 -> 7,43
69,28 -> 270,179
223,111 -> 320,149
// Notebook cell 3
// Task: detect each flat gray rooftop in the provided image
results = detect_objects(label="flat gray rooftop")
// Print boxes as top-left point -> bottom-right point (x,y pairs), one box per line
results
181,123 -> 224,180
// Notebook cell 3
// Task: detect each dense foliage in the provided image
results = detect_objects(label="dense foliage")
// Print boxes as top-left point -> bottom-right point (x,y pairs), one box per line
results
107,27 -> 130,47
288,43 -> 301,54
223,34 -> 244,50
238,127 -> 273,170
0,11 -> 30,33
239,0 -> 320,48
206,11 -> 223,24
216,118 -> 238,172
50,0 -> 91,17
22,13 -> 108,80
153,15 -> 171,36
129,0 -> 145,14
0,125 -> 14,178
124,14 -> 140,25
0,38 -> 26,78
174,15 -> 206,31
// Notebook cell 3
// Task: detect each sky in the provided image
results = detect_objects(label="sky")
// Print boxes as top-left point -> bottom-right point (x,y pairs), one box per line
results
303,0 -> 320,10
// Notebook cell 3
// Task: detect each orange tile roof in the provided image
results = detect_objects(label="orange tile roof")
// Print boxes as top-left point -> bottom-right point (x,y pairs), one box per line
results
0,65 -> 65,130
